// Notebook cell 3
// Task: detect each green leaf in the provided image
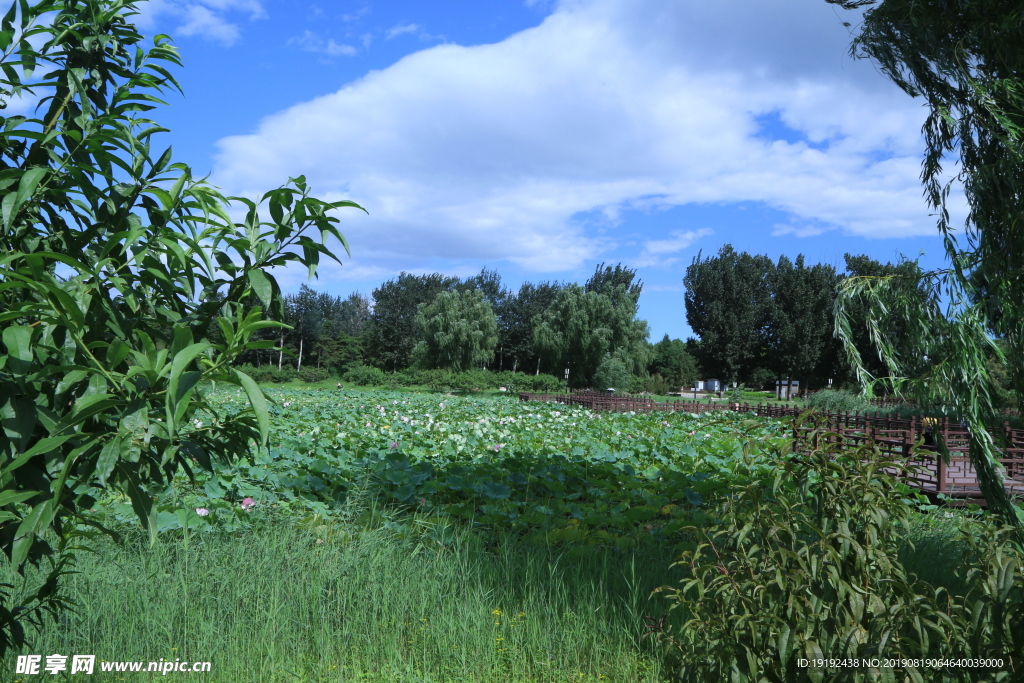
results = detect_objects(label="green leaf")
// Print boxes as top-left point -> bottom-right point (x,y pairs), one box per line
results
2,324 -> 33,372
234,369 -> 269,447
119,466 -> 157,546
0,490 -> 39,508
247,269 -> 273,308
1,166 -> 46,230
96,437 -> 122,486
11,500 -> 54,567
167,342 -> 210,410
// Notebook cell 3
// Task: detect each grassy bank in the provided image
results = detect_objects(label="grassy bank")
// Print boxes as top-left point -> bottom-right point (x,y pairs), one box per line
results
4,509 -> 680,683
1,504 -> 985,683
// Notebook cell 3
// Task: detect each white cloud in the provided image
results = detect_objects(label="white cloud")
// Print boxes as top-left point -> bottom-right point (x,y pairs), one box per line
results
772,223 -> 831,239
290,31 -> 358,57
634,228 -> 713,267
136,0 -> 264,45
211,0 -> 939,276
387,23 -> 420,39
642,228 -> 713,256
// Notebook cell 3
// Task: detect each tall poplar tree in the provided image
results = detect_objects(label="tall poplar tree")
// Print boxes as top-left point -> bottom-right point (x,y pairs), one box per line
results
365,272 -> 458,371
683,245 -> 773,383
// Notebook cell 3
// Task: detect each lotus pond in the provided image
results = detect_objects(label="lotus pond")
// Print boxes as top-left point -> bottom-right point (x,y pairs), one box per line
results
92,387 -> 793,549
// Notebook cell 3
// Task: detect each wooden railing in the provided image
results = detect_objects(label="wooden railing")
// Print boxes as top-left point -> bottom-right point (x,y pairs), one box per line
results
519,391 -> 1024,503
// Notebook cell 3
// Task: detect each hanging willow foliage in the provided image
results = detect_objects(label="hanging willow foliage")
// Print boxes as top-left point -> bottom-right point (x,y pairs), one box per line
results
826,0 -> 1024,525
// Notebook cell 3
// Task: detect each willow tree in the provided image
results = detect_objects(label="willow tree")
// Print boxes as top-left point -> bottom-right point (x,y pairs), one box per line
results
828,0 -> 1024,522
414,288 -> 497,372
533,284 -> 650,388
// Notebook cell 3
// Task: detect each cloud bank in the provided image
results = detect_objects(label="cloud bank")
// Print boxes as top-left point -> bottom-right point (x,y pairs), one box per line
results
136,0 -> 265,45
211,0 -> 934,276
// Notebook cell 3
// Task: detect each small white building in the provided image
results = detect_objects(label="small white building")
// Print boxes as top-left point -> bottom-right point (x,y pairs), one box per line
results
776,380 -> 800,400
693,380 -> 705,392
705,379 -> 722,392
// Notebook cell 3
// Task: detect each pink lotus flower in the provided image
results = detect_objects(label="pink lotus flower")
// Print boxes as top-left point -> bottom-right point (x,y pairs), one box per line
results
195,508 -> 210,517
240,497 -> 255,511
493,444 -> 502,452
390,442 -> 398,450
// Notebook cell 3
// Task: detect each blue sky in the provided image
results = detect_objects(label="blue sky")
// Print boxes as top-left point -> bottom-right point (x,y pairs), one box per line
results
132,0 -> 955,342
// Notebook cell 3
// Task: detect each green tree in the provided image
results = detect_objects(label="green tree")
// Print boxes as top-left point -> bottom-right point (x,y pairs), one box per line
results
683,245 -> 773,383
414,289 -> 498,372
283,284 -> 325,371
533,284 -> 650,388
503,280 -> 564,374
0,0 -> 362,651
365,272 -> 458,371
335,291 -> 371,338
828,0 -> 1024,522
585,261 -> 642,297
767,255 -> 839,393
592,355 -> 632,392
649,334 -> 701,389
457,267 -> 511,369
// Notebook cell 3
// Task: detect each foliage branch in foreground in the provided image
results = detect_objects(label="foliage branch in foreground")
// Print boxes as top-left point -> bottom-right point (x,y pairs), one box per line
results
652,417 -> 1023,682
827,0 -> 1024,523
0,0 -> 362,651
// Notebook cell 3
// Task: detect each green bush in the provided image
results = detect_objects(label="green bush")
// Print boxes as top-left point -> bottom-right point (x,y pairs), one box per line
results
488,372 -> 565,394
525,373 -> 567,393
804,388 -> 874,413
450,370 -> 493,391
343,365 -> 388,386
652,420 -> 1024,682
592,356 -> 632,392
241,365 -> 297,384
298,366 -> 330,383
644,373 -> 671,396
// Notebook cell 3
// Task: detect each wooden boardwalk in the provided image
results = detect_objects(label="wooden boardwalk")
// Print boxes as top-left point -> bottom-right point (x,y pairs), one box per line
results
519,392 -> 1024,506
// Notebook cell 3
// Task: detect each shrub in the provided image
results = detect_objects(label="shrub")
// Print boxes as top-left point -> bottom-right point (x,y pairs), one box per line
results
235,363 -> 259,379
450,370 -> 493,391
515,372 -> 566,393
298,366 -> 329,383
592,356 -> 632,392
804,388 -> 874,413
651,420 -> 1024,682
270,366 -> 298,383
343,365 -> 388,386
644,373 -> 671,396
416,369 -> 453,391
241,365 -> 297,384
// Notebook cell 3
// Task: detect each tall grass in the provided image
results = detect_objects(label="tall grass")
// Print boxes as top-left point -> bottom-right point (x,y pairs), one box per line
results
3,510 -> 679,683
898,509 -> 979,597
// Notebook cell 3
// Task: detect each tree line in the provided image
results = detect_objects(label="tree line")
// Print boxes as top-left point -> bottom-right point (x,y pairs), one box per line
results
239,249 -> 938,397
235,263 -> 700,391
683,245 -> 928,393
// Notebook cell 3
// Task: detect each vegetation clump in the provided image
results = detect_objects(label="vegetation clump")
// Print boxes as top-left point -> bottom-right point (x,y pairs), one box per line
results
804,388 -> 875,413
653,420 -> 1024,682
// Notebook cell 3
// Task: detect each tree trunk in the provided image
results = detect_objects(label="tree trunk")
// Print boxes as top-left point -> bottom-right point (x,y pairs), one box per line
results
297,337 -> 304,372
536,357 -> 541,375
278,332 -> 284,370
